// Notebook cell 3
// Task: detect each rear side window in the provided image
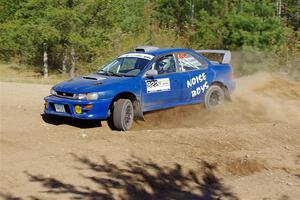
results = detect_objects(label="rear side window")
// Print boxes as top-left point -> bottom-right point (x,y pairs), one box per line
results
176,52 -> 208,71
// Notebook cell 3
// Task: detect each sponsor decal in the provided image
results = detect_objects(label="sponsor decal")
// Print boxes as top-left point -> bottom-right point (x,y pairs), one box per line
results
146,78 -> 171,93
119,53 -> 154,60
187,72 -> 209,98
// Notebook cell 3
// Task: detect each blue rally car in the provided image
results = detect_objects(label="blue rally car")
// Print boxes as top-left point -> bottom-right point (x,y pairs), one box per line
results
44,46 -> 235,131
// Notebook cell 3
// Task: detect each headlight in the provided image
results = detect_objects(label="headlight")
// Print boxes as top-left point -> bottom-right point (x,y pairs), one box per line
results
77,93 -> 87,100
50,88 -> 57,95
86,93 -> 99,100
75,93 -> 98,100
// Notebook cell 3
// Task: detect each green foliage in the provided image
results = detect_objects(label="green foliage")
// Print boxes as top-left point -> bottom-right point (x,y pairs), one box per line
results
222,13 -> 286,49
0,0 -> 298,76
153,0 -> 190,34
283,0 -> 300,30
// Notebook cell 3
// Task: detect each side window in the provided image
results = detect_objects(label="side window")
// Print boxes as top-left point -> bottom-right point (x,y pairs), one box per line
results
176,52 -> 208,72
151,54 -> 176,75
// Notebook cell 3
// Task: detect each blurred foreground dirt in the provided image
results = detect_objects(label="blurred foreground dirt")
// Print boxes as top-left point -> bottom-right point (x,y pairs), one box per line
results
0,73 -> 299,200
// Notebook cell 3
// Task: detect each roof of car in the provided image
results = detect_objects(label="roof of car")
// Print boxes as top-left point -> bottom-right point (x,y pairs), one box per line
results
145,48 -> 192,56
127,48 -> 193,57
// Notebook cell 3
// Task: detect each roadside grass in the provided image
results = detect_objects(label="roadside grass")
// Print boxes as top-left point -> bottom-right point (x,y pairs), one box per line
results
0,63 -> 69,85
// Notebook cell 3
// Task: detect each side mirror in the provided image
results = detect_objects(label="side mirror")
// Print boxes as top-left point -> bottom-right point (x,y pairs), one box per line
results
145,69 -> 158,78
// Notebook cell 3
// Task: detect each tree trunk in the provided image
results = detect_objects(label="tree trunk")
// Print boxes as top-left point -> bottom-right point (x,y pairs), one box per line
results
62,45 -> 67,74
190,0 -> 194,21
43,43 -> 48,78
70,46 -> 75,78
224,0 -> 228,16
277,0 -> 282,16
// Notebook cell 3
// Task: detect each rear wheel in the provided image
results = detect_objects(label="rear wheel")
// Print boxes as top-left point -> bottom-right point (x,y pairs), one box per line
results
112,99 -> 134,131
204,85 -> 225,109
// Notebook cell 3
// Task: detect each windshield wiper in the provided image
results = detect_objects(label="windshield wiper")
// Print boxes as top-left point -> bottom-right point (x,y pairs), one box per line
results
99,70 -> 123,77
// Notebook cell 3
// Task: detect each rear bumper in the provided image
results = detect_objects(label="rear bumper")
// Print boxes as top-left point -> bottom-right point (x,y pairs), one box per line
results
44,95 -> 112,120
227,80 -> 236,93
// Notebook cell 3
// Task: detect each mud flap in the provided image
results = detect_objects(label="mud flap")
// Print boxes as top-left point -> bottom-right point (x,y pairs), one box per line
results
133,100 -> 145,121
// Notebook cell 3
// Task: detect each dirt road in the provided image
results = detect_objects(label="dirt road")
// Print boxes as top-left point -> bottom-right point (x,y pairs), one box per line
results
0,73 -> 299,200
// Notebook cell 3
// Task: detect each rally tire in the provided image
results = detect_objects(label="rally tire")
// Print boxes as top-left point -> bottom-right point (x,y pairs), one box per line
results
112,99 -> 134,131
107,115 -> 116,130
204,85 -> 225,109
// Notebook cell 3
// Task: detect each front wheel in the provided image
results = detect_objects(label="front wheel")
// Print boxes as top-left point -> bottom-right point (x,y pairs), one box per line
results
204,85 -> 225,109
112,99 -> 134,131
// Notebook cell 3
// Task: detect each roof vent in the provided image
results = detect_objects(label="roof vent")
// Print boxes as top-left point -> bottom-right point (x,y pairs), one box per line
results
135,46 -> 159,52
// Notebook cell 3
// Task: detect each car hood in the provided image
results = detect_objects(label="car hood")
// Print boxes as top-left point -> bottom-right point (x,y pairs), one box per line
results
53,73 -> 132,93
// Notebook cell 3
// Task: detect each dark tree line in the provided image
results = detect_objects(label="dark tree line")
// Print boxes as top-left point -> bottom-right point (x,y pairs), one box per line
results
0,0 -> 299,76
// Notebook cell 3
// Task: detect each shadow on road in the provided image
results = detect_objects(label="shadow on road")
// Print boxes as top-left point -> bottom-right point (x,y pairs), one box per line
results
1,154 -> 239,200
41,114 -> 102,129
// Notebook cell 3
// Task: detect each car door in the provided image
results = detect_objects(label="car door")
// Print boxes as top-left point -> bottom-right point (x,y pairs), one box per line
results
175,51 -> 214,101
141,54 -> 184,110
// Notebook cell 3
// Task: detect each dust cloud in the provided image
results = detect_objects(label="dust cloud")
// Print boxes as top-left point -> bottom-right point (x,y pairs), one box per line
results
133,73 -> 300,130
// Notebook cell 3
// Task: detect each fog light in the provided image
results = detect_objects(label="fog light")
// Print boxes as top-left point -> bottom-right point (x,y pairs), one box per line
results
75,105 -> 82,114
84,104 -> 93,109
44,101 -> 48,109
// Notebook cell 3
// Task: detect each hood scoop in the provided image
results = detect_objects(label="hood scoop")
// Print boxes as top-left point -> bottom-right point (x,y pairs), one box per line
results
82,73 -> 107,81
83,76 -> 98,80
82,76 -> 103,85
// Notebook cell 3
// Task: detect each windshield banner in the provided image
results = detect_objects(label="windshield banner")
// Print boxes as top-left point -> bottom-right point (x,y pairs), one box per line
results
119,53 -> 154,60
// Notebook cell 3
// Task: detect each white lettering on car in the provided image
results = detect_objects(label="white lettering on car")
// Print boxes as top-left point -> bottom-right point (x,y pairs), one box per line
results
187,72 -> 206,88
187,73 -> 209,98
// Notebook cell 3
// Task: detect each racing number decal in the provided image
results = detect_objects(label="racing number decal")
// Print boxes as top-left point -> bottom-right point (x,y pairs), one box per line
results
147,80 -> 159,88
146,78 -> 171,93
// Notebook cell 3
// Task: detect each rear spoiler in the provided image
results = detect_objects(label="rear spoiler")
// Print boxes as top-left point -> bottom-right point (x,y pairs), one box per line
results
195,50 -> 231,64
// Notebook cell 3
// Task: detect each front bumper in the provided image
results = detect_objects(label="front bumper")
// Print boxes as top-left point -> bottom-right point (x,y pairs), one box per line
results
44,95 -> 112,120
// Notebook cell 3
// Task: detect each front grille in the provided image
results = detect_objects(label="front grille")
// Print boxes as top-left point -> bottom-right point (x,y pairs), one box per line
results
55,91 -> 76,99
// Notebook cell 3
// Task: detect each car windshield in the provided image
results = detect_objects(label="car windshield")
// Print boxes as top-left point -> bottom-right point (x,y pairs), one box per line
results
98,56 -> 152,77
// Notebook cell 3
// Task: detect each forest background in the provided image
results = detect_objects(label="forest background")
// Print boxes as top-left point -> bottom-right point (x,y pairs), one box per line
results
0,0 -> 299,80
